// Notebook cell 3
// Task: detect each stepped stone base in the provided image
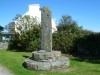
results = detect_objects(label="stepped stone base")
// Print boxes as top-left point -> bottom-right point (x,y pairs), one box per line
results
24,51 -> 70,71
32,51 -> 61,61
24,56 -> 69,71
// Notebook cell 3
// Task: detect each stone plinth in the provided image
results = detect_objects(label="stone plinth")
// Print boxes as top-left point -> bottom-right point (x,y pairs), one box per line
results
24,56 -> 69,71
32,51 -> 61,61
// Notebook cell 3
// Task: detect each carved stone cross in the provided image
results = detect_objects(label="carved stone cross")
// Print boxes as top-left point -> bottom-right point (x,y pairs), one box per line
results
41,6 -> 52,52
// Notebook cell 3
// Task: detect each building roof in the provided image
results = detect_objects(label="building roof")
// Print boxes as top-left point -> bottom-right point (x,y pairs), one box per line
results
1,32 -> 14,35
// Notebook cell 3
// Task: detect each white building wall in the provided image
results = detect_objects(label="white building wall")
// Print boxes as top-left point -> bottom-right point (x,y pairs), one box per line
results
15,4 -> 57,33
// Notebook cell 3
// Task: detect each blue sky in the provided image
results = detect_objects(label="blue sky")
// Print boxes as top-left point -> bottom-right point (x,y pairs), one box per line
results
0,0 -> 100,32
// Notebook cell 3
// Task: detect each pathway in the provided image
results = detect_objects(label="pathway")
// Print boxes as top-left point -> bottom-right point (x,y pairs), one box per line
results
0,66 -> 14,75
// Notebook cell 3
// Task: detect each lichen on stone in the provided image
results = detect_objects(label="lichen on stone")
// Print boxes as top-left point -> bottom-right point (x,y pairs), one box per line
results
42,6 -> 51,15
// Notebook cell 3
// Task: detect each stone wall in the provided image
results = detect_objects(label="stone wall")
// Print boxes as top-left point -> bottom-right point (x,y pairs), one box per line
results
0,42 -> 8,50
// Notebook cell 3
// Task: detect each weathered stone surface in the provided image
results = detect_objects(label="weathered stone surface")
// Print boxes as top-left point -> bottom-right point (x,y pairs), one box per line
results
0,42 -> 8,50
52,56 -> 70,69
24,56 -> 69,71
41,6 -> 52,52
32,51 -> 61,61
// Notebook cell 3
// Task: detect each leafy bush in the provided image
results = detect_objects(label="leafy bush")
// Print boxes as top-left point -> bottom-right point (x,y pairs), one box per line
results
7,15 -> 41,52
52,15 -> 82,53
53,32 -> 75,53
8,25 -> 41,52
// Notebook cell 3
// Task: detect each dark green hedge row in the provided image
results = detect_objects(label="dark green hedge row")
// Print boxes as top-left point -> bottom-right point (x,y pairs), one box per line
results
79,32 -> 100,56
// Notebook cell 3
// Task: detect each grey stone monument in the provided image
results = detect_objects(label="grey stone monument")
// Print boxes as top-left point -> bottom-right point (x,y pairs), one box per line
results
24,6 -> 70,71
41,6 -> 52,52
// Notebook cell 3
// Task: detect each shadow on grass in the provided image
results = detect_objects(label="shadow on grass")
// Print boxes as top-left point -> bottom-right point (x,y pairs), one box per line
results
71,54 -> 100,64
22,55 -> 30,58
22,62 -> 28,69
22,55 -> 34,70
22,55 -> 31,69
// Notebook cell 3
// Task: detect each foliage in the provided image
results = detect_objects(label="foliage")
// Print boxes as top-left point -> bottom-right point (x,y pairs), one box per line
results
0,25 -> 4,33
53,32 -> 76,53
5,22 -> 15,32
13,14 -> 22,21
57,15 -> 79,32
8,25 -> 41,52
8,14 -> 100,58
52,14 -> 97,56
4,14 -> 21,32
0,25 -> 3,41
14,15 -> 39,32
79,32 -> 100,56
8,15 -> 41,51
53,15 -> 84,53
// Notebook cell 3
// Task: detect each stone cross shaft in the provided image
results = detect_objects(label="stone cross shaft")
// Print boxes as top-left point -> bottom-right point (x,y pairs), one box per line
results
41,6 -> 52,52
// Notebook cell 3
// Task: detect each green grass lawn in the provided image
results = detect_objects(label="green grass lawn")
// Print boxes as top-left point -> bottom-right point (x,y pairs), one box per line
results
0,50 -> 100,75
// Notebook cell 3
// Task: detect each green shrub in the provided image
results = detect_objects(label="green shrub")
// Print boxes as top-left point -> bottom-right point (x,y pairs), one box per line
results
53,32 -> 75,53
8,25 -> 41,52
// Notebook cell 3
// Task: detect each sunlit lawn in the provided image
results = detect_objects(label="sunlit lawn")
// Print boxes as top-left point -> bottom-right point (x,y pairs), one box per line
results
0,50 -> 100,75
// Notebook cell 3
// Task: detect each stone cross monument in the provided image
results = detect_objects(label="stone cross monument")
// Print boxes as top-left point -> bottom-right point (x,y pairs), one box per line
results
41,6 -> 52,52
24,6 -> 69,71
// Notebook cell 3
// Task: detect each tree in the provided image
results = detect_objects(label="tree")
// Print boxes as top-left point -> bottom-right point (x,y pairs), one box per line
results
53,15 -> 86,54
0,25 -> 4,33
57,14 -> 83,34
0,25 -> 4,41
59,15 -> 72,26
14,15 -> 39,33
58,15 -> 75,32
13,14 -> 22,21
5,22 -> 15,32
5,14 -> 21,32
8,15 -> 41,51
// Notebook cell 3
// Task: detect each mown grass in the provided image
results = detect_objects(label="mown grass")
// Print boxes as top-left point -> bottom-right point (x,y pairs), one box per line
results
0,50 -> 100,75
